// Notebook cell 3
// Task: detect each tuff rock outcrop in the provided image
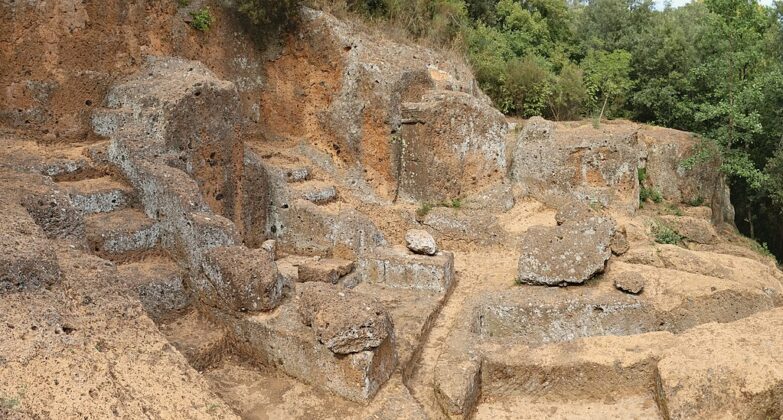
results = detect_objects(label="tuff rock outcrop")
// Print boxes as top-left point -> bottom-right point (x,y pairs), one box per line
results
1,2 -> 780,419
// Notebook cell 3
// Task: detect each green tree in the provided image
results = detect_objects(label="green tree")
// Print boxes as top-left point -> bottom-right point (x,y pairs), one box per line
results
582,49 -> 633,120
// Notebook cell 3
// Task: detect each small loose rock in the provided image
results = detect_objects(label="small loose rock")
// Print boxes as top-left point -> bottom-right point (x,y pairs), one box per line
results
614,272 -> 645,294
405,229 -> 438,256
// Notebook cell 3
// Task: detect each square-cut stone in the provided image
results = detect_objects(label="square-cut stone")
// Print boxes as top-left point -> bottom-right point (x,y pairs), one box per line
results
359,246 -> 454,292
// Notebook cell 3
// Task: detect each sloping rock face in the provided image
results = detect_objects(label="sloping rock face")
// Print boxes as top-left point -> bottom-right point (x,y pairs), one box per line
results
260,9 -> 507,202
510,118 -> 640,213
510,118 -> 733,221
639,126 -> 734,224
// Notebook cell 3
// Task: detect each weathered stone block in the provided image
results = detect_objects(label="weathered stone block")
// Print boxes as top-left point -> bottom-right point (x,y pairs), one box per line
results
510,117 -> 640,214
214,302 -> 396,402
398,91 -> 508,202
200,246 -> 289,313
297,258 -> 354,284
517,214 -> 615,286
298,282 -> 393,354
656,308 -> 783,419
359,245 -> 455,293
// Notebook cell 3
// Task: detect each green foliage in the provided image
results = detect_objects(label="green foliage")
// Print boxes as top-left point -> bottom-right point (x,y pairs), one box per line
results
582,49 -> 634,119
0,396 -> 19,410
750,240 -> 776,261
416,197 -> 462,219
189,7 -> 213,31
664,203 -> 683,216
637,167 -> 648,183
235,0 -> 302,29
178,0 -> 190,7
640,186 -> 662,204
416,202 -> 433,219
652,222 -> 683,245
447,198 -> 462,208
504,55 -> 554,116
638,167 -> 662,204
688,196 -> 705,207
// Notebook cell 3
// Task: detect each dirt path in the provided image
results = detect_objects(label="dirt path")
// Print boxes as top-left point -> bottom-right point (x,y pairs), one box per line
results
405,249 -> 519,418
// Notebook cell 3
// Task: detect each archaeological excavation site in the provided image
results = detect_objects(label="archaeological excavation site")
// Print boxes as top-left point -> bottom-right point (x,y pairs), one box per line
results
2,2 -> 783,419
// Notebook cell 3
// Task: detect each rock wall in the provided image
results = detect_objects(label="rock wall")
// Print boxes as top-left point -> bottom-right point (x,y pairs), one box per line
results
0,0 -> 267,141
510,118 -> 734,224
259,9 -> 507,202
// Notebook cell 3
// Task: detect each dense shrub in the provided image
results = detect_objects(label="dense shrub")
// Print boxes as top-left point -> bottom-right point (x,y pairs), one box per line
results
235,0 -> 303,29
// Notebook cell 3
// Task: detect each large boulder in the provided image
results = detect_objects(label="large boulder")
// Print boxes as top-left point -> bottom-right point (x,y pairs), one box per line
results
199,246 -> 289,313
510,119 -> 734,224
517,208 -> 616,286
297,282 -> 394,355
638,126 -> 734,224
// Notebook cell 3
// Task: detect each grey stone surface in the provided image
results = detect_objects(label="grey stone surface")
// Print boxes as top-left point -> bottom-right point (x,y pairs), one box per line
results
398,91 -> 508,202
613,271 -> 645,294
405,229 -> 438,256
517,214 -> 616,286
297,258 -> 354,284
298,282 -> 393,354
210,300 -> 397,402
200,246 -> 290,314
359,245 -> 455,293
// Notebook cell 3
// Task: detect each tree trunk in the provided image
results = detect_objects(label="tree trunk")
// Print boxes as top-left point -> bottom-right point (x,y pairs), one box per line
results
598,96 -> 609,123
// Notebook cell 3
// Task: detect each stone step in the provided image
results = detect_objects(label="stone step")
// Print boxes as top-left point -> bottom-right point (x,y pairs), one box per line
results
34,143 -> 109,182
85,208 -> 160,263
290,180 -> 337,204
159,310 -> 228,372
57,175 -> 135,214
117,256 -> 191,324
267,160 -> 311,183
256,150 -> 312,183
474,395 -> 663,420
297,257 -> 355,284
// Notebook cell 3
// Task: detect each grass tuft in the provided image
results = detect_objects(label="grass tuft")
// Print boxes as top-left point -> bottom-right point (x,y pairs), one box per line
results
190,7 -> 214,32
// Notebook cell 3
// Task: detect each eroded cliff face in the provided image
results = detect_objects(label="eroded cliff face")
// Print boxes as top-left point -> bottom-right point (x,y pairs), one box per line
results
1,3 -> 781,420
0,0 -> 268,141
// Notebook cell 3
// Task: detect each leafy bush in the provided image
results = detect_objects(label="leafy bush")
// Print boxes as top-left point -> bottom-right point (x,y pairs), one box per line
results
190,7 -> 213,31
638,167 -> 663,204
688,196 -> 705,207
751,240 -> 776,262
504,55 -> 554,117
235,0 -> 302,29
664,203 -> 683,216
652,222 -> 683,245
640,187 -> 663,204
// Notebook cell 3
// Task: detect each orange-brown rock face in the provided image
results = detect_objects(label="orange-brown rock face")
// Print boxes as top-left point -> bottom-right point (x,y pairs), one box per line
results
258,9 -> 506,201
0,1 -> 267,142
